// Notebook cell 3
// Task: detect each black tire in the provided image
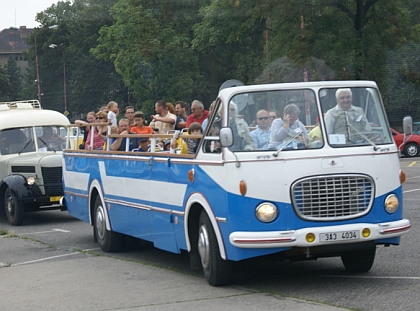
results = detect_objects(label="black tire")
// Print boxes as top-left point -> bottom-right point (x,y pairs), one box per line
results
93,196 -> 122,252
341,248 -> 376,273
404,142 -> 419,157
4,187 -> 24,226
198,211 -> 232,286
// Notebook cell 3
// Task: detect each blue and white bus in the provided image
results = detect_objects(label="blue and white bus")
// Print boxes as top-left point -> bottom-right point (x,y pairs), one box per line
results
62,81 -> 411,286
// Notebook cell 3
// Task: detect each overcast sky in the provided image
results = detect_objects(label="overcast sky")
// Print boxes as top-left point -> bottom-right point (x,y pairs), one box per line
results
0,0 -> 59,30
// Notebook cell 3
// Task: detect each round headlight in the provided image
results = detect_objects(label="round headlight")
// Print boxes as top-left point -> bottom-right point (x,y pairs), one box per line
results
256,203 -> 278,223
384,194 -> 399,214
27,176 -> 35,185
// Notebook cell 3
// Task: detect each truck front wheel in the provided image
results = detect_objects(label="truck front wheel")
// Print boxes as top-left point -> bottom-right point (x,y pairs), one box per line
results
198,211 -> 232,286
341,248 -> 376,273
4,187 -> 24,226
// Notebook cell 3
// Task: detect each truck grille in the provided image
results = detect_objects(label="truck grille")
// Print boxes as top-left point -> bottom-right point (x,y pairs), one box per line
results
41,167 -> 63,196
291,174 -> 374,221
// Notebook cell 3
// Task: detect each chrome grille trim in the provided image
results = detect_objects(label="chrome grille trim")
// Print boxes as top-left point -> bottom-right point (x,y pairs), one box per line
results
291,174 -> 374,221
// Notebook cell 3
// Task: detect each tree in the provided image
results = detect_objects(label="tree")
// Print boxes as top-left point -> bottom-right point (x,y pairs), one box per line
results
92,0 -> 213,111
5,57 -> 23,101
0,66 -> 9,101
25,0 -> 127,118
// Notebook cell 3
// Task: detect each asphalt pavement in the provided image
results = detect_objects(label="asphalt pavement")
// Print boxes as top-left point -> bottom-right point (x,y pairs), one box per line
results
0,235 -> 347,311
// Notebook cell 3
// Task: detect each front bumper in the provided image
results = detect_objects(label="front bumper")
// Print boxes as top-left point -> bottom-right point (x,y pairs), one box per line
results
229,219 -> 411,248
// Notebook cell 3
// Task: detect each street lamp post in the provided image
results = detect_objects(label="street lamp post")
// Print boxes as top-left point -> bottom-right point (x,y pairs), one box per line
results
34,25 -> 57,104
49,43 -> 67,114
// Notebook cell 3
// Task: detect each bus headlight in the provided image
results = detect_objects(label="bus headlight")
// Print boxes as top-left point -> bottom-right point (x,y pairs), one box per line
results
26,176 -> 35,185
256,203 -> 278,223
384,194 -> 399,214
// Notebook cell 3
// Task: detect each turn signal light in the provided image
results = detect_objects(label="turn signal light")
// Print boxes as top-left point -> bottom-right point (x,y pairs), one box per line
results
239,180 -> 247,195
400,170 -> 406,184
362,228 -> 371,238
306,233 -> 315,243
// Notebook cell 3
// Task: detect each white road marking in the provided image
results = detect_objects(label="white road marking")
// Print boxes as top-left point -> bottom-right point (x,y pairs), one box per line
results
0,262 -> 5,267
10,248 -> 101,267
11,252 -> 81,266
19,229 -> 71,235
53,229 -> 70,233
322,275 -> 420,280
403,188 -> 420,193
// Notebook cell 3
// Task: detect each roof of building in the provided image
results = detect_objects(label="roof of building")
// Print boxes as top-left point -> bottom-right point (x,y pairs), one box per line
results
0,26 -> 33,53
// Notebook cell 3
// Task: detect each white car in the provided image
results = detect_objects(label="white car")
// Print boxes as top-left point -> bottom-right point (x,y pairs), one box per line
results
0,100 -> 69,225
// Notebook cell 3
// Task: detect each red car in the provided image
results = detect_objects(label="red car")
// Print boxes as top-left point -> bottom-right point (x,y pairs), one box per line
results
390,128 -> 420,157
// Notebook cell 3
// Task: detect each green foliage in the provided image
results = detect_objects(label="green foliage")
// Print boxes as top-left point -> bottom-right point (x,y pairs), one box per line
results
5,57 -> 23,101
0,66 -> 9,101
24,0 -> 127,119
19,0 -> 420,123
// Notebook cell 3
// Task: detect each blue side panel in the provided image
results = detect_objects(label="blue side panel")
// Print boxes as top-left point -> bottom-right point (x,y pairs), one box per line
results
63,153 -> 405,262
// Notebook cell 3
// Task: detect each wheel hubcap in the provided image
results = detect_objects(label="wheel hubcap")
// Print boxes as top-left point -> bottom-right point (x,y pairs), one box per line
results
95,205 -> 106,240
198,225 -> 210,269
6,197 -> 14,215
407,146 -> 417,157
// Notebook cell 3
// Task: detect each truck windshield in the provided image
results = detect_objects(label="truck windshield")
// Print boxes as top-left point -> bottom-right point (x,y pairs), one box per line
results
216,87 -> 392,153
0,127 -> 35,155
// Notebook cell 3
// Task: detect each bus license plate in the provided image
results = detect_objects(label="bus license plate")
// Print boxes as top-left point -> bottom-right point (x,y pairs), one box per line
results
50,196 -> 63,202
320,231 -> 359,242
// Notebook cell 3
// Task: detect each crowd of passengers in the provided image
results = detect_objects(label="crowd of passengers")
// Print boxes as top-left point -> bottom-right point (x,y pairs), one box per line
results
73,88 -> 371,153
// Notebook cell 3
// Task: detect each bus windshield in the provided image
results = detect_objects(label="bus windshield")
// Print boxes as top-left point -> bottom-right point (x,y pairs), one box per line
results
216,87 -> 392,153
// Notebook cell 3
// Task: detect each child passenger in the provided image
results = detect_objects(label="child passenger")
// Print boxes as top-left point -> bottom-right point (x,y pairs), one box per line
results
130,111 -> 154,135
136,137 -> 150,152
107,101 -> 119,126
170,122 -> 203,154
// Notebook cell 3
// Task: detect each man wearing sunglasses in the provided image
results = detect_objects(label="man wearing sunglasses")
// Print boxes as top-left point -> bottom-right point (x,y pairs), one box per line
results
250,109 -> 271,150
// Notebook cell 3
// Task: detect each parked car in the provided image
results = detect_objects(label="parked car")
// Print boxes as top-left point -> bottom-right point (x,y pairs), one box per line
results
414,121 -> 420,135
0,100 -> 69,225
390,127 -> 420,157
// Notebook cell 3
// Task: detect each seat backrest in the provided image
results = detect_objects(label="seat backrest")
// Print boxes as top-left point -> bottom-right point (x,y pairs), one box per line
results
8,143 -> 24,154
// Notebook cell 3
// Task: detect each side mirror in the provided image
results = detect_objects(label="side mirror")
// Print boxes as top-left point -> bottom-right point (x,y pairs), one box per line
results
219,127 -> 233,147
403,116 -> 413,135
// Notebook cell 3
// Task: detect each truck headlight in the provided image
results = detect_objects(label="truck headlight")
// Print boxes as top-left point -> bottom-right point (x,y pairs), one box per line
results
256,203 -> 278,223
384,194 -> 399,214
26,176 -> 35,185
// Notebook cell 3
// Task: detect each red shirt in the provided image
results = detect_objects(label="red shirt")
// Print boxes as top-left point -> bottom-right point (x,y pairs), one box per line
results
185,110 -> 209,128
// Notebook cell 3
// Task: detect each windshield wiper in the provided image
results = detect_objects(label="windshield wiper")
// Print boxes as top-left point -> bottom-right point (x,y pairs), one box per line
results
38,138 -> 56,152
344,116 -> 380,151
272,130 -> 303,157
18,139 -> 33,155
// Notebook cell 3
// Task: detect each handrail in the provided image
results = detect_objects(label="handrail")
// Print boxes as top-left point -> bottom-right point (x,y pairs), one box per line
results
65,123 -> 202,152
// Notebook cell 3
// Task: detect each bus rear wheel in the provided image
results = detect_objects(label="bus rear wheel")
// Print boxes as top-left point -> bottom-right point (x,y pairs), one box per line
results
341,248 -> 376,273
93,196 -> 122,252
198,211 -> 232,286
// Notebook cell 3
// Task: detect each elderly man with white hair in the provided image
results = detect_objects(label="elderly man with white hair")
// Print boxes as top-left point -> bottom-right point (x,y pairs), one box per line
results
228,101 -> 254,151
324,88 -> 371,143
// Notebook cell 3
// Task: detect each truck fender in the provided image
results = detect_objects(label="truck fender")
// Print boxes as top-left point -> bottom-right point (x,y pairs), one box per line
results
184,192 -> 227,260
88,178 -> 112,231
2,175 -> 35,202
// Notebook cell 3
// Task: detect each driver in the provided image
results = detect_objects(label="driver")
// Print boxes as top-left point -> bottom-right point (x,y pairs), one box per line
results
38,127 -> 65,149
324,88 -> 371,142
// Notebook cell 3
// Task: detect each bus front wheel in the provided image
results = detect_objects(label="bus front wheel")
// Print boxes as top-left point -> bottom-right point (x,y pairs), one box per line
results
341,248 -> 376,273
198,211 -> 232,286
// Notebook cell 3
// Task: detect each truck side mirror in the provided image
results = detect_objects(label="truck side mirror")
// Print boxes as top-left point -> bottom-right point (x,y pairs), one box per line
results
219,127 -> 233,147
403,116 -> 413,135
